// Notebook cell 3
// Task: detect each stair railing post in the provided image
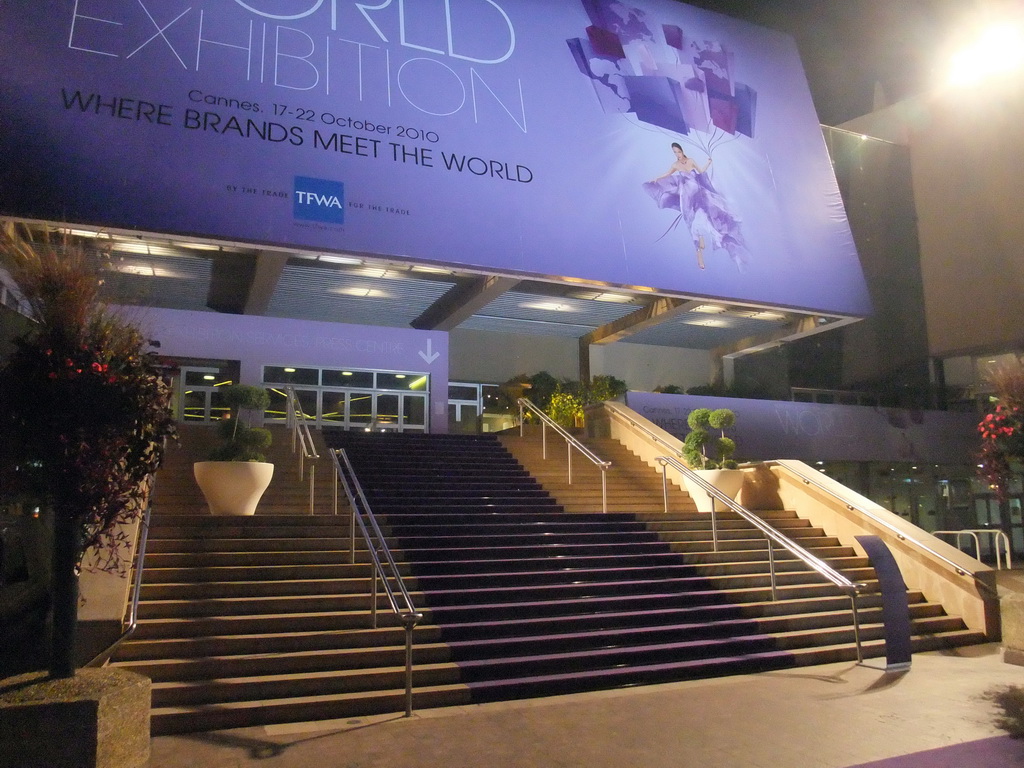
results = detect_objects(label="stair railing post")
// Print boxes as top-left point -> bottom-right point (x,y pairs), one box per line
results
347,459 -> 356,564
601,466 -> 607,515
567,442 -> 573,485
660,460 -> 669,514
767,537 -> 778,601
518,401 -> 524,436
350,504 -> 357,566
402,613 -> 421,717
287,395 -> 296,452
542,421 -> 547,459
850,595 -> 864,663
710,496 -> 719,552
371,568 -> 379,629
308,463 -> 315,516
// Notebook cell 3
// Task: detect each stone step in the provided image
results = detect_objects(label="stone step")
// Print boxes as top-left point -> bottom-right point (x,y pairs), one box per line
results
115,429 -> 984,737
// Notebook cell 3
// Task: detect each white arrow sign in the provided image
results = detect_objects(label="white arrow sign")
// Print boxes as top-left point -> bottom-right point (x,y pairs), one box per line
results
418,339 -> 440,364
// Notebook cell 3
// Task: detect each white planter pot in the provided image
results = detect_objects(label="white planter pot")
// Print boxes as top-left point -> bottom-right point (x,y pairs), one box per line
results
193,461 -> 274,516
682,469 -> 745,514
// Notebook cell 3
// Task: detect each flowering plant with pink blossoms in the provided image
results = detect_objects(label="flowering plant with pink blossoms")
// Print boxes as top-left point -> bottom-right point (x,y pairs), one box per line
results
977,367 -> 1024,500
0,223 -> 176,676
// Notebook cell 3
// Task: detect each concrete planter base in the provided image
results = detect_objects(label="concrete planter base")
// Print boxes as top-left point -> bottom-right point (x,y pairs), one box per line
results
1003,593 -> 1024,666
682,469 -> 745,514
0,668 -> 150,768
194,461 -> 274,516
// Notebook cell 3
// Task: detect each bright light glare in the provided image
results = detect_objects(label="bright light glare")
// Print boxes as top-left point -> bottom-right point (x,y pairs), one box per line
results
521,301 -> 571,312
947,23 -> 1024,86
334,287 -> 386,298
318,253 -> 363,265
692,304 -> 726,314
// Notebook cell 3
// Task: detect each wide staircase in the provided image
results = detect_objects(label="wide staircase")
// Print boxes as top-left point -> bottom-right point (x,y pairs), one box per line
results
109,425 -> 465,735
115,427 -> 986,733
329,431 -> 985,703
499,428 -> 692,514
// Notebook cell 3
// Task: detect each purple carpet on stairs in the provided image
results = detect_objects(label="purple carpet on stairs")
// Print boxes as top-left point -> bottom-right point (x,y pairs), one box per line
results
844,736 -> 1024,768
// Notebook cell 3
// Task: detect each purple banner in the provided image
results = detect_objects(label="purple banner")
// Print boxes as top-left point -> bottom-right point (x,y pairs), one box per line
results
0,0 -> 870,315
625,392 -> 980,465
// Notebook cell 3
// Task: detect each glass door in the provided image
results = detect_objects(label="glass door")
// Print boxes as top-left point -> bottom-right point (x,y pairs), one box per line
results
179,366 -> 234,423
401,393 -> 428,431
262,366 -> 430,432
448,382 -> 482,433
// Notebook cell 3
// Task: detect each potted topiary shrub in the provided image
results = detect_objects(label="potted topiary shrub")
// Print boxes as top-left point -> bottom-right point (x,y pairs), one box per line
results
193,384 -> 274,516
681,407 -> 744,513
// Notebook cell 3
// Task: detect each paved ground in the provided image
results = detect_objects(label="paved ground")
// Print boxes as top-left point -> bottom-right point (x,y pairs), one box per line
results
149,643 -> 1024,768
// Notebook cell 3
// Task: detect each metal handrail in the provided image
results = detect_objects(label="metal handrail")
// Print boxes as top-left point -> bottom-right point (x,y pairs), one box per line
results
657,455 -> 865,662
517,397 -> 611,514
598,401 -> 690,463
601,404 -> 985,584
600,406 -> 856,592
85,487 -> 154,667
284,386 -> 319,515
933,529 -> 1012,570
591,405 -> 865,658
330,448 -> 422,717
659,457 -> 862,592
767,461 -> 989,587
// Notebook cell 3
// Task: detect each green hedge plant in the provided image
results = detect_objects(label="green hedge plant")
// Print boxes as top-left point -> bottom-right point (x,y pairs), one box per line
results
682,407 -> 738,470
210,384 -> 273,462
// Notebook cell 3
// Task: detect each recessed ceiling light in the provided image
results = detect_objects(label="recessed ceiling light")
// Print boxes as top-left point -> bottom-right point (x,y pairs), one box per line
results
113,263 -> 155,276
521,301 -> 570,312
351,267 -> 389,278
335,287 -> 386,298
173,241 -> 221,251
110,242 -> 181,257
318,254 -> 363,265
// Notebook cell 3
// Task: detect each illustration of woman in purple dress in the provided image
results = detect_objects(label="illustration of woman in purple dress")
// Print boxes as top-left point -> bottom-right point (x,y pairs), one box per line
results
644,143 -> 746,270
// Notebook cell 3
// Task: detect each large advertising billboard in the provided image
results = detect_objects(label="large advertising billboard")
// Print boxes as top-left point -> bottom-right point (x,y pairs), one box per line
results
0,0 -> 871,315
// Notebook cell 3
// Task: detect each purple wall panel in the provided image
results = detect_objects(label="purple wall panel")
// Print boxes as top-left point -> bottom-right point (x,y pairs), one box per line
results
625,392 -> 980,465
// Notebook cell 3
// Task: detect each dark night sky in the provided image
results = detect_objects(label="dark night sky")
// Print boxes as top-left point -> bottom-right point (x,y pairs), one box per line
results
679,0 -> 967,126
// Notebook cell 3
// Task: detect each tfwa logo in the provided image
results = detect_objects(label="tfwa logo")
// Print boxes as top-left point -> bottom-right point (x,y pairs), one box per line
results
293,176 -> 345,224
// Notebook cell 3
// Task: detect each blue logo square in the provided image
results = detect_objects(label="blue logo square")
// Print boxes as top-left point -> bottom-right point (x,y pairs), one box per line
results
293,176 -> 345,224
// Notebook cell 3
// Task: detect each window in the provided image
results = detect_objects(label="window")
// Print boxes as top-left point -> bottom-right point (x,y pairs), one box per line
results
264,366 -> 430,432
